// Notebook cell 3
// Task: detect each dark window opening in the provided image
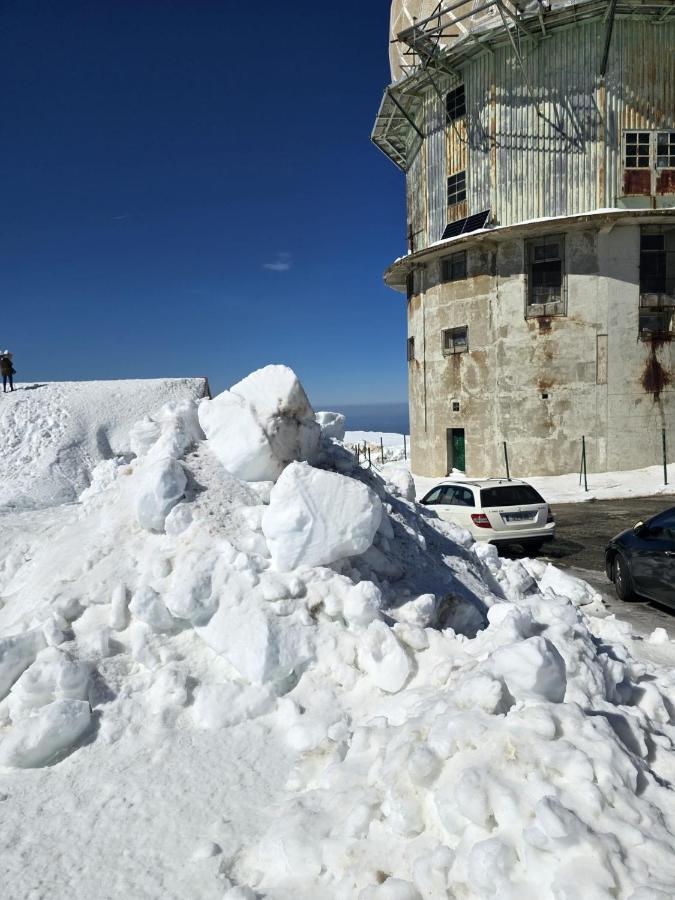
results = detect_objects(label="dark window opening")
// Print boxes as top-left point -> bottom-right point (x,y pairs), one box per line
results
446,85 -> 466,123
442,326 -> 468,355
639,227 -> 675,337
625,131 -> 651,169
452,400 -> 460,412
526,236 -> 565,316
657,132 -> 675,168
441,251 -> 467,282
407,336 -> 415,362
447,171 -> 466,207
406,272 -> 414,300
480,485 -> 545,507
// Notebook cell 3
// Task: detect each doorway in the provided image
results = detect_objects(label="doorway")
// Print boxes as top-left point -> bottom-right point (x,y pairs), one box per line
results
447,427 -> 466,473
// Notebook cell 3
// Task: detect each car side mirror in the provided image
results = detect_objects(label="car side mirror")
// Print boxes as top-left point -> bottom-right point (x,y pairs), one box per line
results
633,520 -> 646,536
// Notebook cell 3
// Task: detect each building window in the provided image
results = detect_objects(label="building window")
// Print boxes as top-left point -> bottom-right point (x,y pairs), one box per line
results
442,326 -> 468,355
446,85 -> 466,123
639,227 -> 675,337
657,131 -> 675,168
624,131 -> 651,168
407,337 -> 415,361
526,235 -> 566,316
441,251 -> 467,282
406,272 -> 414,300
447,171 -> 466,207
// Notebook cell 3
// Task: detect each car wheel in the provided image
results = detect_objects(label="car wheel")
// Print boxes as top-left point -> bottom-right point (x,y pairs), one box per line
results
613,554 -> 635,601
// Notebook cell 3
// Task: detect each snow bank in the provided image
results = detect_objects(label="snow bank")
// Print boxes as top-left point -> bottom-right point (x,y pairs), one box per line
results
0,378 -> 207,509
1,365 -> 675,898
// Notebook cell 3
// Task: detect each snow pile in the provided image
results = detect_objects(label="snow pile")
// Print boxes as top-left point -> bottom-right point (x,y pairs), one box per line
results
1,366 -> 675,898
0,378 -> 208,509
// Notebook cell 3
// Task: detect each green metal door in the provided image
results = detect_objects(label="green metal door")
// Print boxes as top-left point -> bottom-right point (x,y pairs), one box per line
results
448,428 -> 466,473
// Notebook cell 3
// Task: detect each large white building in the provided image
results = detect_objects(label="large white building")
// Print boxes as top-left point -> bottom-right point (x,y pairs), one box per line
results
373,0 -> 675,477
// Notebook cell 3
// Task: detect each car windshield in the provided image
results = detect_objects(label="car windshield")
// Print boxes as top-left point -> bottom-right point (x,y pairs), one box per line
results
480,485 -> 545,507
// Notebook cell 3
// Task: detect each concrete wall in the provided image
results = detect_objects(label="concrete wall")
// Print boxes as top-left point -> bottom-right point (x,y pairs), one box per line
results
407,220 -> 675,477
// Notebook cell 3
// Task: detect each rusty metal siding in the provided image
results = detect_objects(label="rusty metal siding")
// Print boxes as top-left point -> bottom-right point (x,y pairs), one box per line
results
407,145 -> 427,251
605,19 -> 675,204
425,91 -> 447,244
405,15 -> 675,249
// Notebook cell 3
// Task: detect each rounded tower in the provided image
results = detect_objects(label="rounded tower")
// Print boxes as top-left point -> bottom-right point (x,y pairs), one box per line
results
373,0 -> 675,477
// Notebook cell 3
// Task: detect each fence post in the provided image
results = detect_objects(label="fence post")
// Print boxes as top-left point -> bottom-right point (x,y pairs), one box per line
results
367,446 -> 371,466
581,435 -> 588,492
381,437 -> 385,465
503,441 -> 510,481
403,434 -> 407,461
663,428 -> 668,486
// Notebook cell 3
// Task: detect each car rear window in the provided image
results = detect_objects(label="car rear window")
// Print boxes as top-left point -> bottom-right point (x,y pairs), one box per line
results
480,485 -> 545,507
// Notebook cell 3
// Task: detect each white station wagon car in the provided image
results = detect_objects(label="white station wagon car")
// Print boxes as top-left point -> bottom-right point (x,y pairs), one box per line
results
419,478 -> 555,550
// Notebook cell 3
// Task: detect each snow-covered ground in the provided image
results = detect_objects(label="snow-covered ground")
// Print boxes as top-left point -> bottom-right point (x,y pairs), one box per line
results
0,379 -> 208,510
356,431 -> 674,505
2,370 -> 675,899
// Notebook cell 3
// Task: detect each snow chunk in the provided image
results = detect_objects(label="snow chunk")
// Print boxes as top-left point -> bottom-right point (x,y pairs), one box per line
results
385,466 -> 416,501
649,627 -> 670,645
198,365 -> 320,482
129,586 -> 177,634
358,621 -> 412,693
8,647 -> 89,721
0,629 -> 47,701
491,636 -> 567,703
192,682 -> 275,729
315,410 -> 346,441
262,462 -> 383,571
134,456 -> 187,532
0,699 -> 91,768
538,564 -> 599,607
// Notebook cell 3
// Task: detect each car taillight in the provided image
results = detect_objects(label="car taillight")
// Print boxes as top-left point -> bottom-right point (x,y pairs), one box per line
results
546,509 -> 555,523
471,513 -> 492,529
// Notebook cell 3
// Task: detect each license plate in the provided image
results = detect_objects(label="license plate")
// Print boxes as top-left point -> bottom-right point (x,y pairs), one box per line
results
502,511 -> 535,522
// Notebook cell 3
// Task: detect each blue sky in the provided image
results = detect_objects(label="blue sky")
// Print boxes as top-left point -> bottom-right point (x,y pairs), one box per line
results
0,1 -> 408,404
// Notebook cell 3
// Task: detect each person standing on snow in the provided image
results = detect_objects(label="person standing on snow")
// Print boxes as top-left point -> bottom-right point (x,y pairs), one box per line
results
1,350 -> 15,392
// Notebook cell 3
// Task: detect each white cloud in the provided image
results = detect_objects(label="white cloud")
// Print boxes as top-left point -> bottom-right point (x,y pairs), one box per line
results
263,252 -> 292,272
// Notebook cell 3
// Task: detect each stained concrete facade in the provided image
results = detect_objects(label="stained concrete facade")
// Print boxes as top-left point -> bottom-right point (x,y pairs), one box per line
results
374,1 -> 675,478
399,211 -> 675,477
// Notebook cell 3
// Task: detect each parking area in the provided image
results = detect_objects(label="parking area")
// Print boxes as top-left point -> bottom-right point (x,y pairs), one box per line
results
500,493 -> 675,635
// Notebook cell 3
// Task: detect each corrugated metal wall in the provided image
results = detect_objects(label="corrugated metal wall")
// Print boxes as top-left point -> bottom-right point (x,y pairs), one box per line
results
407,145 -> 427,251
424,91 -> 447,244
415,16 -> 675,237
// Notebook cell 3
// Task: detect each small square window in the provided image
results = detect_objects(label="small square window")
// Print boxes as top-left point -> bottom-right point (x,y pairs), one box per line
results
657,131 -> 675,168
452,400 -> 460,412
447,171 -> 466,207
446,85 -> 466,123
526,236 -> 566,315
442,326 -> 468,355
407,337 -> 415,362
624,131 -> 651,168
441,251 -> 467,283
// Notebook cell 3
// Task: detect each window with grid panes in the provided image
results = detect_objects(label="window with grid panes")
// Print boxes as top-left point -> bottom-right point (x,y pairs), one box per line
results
526,236 -> 565,314
441,251 -> 467,282
442,326 -> 468,355
657,132 -> 675,168
639,227 -> 675,336
447,171 -> 466,207
446,85 -> 466,123
624,131 -> 651,168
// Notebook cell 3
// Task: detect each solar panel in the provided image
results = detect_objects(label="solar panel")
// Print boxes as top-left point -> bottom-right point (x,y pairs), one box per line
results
442,209 -> 491,241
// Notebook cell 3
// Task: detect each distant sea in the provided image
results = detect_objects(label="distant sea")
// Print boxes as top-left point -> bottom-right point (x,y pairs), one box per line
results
319,402 -> 409,435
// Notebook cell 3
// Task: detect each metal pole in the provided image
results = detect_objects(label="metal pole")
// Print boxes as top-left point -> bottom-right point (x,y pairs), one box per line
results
503,441 -> 510,481
381,437 -> 385,465
582,436 -> 588,492
403,434 -> 407,460
368,447 -> 372,466
663,428 -> 668,485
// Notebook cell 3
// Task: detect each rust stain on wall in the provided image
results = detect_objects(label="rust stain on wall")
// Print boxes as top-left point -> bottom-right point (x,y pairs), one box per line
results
657,169 -> 675,194
623,170 -> 651,195
641,337 -> 672,399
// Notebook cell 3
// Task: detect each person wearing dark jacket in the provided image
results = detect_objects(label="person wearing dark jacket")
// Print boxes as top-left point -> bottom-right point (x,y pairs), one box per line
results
1,351 -> 15,392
